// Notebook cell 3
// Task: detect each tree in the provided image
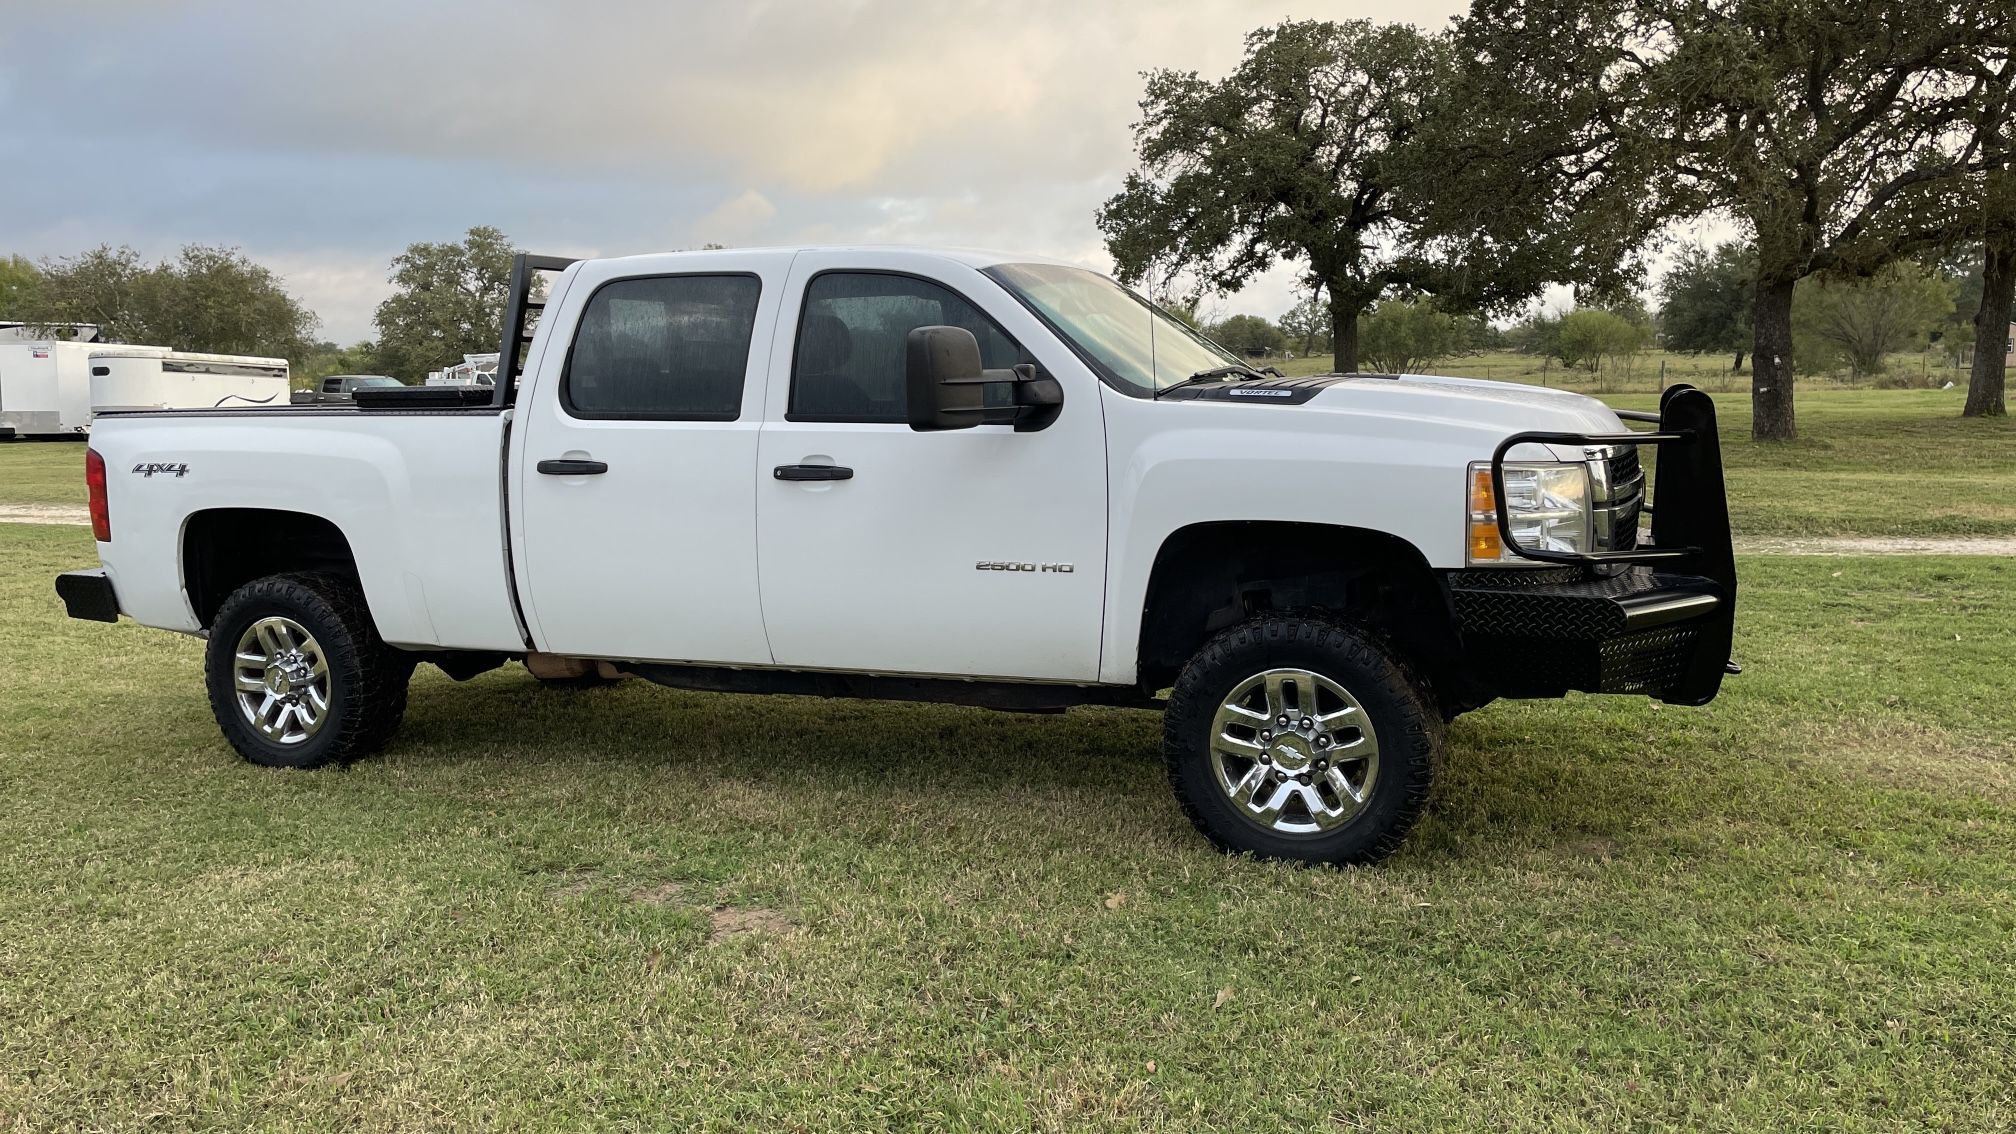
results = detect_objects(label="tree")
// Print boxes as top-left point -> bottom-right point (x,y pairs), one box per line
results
1961,45 -> 2015,416
27,244 -> 316,359
1792,262 -> 1956,379
0,255 -> 40,318
1206,313 -> 1288,357
372,226 -> 527,381
1469,0 -> 2010,438
1506,309 -> 1562,358
296,340 -> 384,391
1099,21 -> 1455,373
1659,242 -> 1756,371
1278,292 -> 1332,357
1155,295 -> 1204,331
1552,309 -> 1636,372
1357,298 -> 1462,373
1536,307 -> 1651,382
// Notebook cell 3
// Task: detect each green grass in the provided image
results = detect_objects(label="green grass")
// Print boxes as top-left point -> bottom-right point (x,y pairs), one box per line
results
8,386 -> 2010,536
3,521 -> 2013,1130
0,441 -> 91,506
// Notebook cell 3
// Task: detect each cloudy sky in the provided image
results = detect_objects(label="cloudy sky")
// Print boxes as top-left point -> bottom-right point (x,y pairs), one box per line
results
1,0 -> 1479,343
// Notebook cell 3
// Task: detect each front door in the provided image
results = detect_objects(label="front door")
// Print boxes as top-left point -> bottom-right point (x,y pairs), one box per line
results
514,255 -> 787,664
754,253 -> 1108,681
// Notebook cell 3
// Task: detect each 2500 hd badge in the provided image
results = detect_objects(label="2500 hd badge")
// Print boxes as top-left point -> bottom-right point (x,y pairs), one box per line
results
976,561 -> 1075,573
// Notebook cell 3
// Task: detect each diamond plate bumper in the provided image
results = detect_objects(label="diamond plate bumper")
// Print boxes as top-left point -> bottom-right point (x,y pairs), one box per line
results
1448,566 -> 1732,704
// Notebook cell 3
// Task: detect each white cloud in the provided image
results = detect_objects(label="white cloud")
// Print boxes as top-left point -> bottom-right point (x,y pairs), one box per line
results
692,190 -> 777,246
1,0 -> 1477,338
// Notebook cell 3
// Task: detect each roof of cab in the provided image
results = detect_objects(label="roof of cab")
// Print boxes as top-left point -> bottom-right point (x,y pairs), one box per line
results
581,244 -> 1085,272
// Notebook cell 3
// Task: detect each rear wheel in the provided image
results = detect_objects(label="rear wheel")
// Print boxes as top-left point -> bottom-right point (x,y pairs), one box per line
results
1164,614 -> 1439,865
204,572 -> 412,769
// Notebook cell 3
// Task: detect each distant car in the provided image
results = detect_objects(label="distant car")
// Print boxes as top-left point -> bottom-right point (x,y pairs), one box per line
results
292,375 -> 404,404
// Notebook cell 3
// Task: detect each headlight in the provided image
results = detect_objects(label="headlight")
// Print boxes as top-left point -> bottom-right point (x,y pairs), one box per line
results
1467,461 -> 1592,564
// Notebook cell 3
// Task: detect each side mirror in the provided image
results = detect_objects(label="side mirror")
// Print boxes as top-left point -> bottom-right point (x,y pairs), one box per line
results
905,325 -> 1063,432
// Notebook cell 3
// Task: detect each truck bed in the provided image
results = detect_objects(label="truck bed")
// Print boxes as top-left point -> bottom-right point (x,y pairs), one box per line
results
87,407 -> 522,652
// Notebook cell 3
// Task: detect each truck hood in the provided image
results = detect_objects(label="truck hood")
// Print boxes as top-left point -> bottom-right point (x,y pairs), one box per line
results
1171,372 -> 1626,459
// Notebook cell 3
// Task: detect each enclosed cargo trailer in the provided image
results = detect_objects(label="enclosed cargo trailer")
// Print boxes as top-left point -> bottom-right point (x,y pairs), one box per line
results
88,348 -> 289,414
0,341 -> 97,439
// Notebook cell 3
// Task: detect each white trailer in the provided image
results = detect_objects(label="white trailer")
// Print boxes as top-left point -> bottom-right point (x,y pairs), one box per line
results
89,349 -> 290,414
0,341 -> 98,439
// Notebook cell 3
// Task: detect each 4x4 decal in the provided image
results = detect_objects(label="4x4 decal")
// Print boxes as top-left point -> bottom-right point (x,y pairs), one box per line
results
132,462 -> 190,479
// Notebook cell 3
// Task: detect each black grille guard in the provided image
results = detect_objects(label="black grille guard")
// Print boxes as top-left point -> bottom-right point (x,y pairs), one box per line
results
1485,384 -> 1738,705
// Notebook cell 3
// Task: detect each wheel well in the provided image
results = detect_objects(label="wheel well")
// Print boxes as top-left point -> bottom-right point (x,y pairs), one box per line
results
1137,522 -> 1482,713
181,509 -> 359,628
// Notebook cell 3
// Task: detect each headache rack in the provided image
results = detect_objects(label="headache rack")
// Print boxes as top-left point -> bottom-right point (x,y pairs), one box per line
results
1488,383 -> 1735,586
493,253 -> 581,408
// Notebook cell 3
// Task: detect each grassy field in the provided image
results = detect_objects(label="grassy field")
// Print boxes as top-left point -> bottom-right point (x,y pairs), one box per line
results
0,441 -> 91,507
3,519 -> 2014,1129
7,386 -> 2011,536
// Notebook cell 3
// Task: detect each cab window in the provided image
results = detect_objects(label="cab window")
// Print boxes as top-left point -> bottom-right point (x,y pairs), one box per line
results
563,274 -> 761,420
789,272 -> 1024,423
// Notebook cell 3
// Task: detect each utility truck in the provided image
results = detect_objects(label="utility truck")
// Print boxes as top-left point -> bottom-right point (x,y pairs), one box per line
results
55,247 -> 1737,864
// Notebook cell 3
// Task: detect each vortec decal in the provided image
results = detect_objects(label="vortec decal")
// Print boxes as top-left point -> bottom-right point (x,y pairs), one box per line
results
1226,388 -> 1296,397
976,561 -> 1074,573
132,462 -> 190,479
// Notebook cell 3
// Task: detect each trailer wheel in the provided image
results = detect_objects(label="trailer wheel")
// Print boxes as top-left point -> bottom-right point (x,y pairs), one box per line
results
1163,613 -> 1440,866
204,572 -> 412,769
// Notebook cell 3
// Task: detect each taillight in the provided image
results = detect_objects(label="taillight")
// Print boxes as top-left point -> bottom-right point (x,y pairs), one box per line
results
85,448 -> 110,542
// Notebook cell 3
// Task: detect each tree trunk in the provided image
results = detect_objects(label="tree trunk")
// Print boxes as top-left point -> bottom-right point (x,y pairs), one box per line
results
1731,350 -> 1745,373
1750,278 -> 1797,441
1965,238 -> 2012,418
1329,295 -> 1365,373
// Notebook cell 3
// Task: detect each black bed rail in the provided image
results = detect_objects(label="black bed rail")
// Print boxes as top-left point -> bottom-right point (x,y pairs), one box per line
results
493,253 -> 580,407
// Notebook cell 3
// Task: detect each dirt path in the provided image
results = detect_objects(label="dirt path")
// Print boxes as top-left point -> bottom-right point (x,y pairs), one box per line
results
1734,535 -> 2016,556
0,505 -> 89,526
2,504 -> 2010,557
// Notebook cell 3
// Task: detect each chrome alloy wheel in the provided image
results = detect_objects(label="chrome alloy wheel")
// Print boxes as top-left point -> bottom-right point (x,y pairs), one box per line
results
1209,668 -> 1380,836
232,616 -> 331,745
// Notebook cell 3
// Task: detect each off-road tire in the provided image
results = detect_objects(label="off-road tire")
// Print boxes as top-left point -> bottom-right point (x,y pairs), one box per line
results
204,572 -> 413,769
1164,613 -> 1440,865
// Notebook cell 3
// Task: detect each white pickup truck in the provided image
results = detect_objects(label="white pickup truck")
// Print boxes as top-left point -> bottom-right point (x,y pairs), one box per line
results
56,247 -> 1737,864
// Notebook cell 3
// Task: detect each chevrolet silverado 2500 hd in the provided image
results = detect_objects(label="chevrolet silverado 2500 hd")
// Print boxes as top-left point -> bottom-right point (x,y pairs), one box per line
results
55,247 -> 1737,865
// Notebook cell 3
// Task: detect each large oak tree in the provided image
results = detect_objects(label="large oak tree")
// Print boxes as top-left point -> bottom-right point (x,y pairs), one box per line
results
1960,41 -> 2014,418
1475,0 -> 2009,439
1097,21 -> 1453,373
371,226 -> 529,382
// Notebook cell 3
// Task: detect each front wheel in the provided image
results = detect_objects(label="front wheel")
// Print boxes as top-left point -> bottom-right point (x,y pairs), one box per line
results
204,572 -> 413,769
1163,614 -> 1440,866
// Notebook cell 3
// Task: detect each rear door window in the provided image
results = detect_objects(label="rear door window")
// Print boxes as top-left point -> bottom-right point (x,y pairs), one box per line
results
563,274 -> 762,420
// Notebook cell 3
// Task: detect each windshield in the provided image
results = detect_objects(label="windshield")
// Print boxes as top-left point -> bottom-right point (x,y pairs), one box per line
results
984,263 -> 1246,395
356,376 -> 403,388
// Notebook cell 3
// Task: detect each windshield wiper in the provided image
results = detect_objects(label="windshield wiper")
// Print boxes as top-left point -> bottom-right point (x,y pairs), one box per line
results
1155,364 -> 1268,399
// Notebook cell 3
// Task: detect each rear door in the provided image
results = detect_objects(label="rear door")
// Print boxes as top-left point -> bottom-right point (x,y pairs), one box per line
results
753,252 -> 1108,681
512,252 -> 789,664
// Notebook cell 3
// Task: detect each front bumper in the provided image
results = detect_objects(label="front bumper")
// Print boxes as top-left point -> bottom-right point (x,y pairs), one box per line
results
56,569 -> 120,623
1449,566 -> 1731,704
1453,385 -> 1738,706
